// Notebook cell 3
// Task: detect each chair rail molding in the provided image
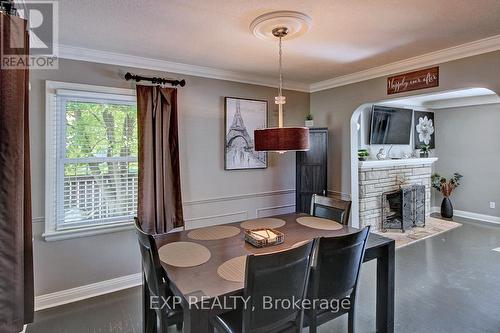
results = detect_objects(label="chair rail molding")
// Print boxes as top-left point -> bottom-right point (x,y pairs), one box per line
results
183,189 -> 295,206
184,211 -> 249,230
183,189 -> 296,229
35,189 -> 296,238
256,204 -> 295,218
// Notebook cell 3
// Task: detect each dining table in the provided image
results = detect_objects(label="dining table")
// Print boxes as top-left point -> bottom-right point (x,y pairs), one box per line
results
149,212 -> 395,333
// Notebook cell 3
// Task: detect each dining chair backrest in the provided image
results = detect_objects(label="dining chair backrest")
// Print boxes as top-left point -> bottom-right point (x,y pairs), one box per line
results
134,218 -> 167,298
242,241 -> 314,333
308,227 -> 370,302
310,194 -> 352,225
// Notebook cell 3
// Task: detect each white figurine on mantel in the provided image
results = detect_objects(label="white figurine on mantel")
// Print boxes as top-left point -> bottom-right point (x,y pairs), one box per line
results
377,148 -> 387,160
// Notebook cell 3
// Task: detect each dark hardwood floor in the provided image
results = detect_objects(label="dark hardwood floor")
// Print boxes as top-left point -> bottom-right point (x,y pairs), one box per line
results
27,215 -> 500,333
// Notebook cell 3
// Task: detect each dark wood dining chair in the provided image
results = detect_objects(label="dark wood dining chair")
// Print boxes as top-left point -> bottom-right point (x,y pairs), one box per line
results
310,194 -> 352,225
134,218 -> 183,332
210,241 -> 314,333
304,226 -> 371,333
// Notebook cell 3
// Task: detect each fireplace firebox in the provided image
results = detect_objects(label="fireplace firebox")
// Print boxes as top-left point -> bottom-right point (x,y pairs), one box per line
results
381,185 -> 426,232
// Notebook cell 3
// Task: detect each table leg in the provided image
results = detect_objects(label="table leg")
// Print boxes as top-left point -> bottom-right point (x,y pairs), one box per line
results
182,306 -> 211,333
376,242 -> 395,333
143,274 -> 157,333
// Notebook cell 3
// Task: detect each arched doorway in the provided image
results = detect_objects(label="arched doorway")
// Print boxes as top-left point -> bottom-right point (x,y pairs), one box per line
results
349,87 -> 499,228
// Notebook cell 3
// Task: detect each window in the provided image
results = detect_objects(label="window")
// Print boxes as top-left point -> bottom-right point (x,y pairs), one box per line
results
45,82 -> 137,240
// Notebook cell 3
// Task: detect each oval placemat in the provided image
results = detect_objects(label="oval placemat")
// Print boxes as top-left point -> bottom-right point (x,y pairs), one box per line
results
158,242 -> 211,268
187,225 -> 240,241
217,255 -> 247,283
240,218 -> 286,230
296,217 -> 343,230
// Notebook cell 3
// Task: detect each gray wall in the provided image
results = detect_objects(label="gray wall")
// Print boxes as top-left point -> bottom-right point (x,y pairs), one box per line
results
310,51 -> 500,195
32,51 -> 500,295
30,59 -> 309,295
433,103 -> 500,216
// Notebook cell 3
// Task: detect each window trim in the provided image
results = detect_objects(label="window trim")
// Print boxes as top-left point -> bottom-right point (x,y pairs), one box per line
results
44,81 -> 137,241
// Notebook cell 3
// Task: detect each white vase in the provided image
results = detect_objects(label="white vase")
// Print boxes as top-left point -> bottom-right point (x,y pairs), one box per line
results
305,120 -> 314,127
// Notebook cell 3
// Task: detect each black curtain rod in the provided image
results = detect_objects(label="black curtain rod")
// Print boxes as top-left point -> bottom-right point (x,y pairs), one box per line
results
125,72 -> 186,87
0,0 -> 18,15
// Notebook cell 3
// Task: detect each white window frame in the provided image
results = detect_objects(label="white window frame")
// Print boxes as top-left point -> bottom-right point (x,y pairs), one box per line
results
44,81 -> 137,241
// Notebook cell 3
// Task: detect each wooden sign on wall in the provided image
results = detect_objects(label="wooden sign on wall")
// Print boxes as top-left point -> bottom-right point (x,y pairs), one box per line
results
387,67 -> 439,95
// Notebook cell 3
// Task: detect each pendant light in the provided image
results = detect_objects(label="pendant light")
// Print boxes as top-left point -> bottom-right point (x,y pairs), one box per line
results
254,26 -> 310,152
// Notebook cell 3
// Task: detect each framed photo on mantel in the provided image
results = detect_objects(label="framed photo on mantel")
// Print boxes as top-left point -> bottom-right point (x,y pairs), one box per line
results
224,97 -> 268,170
414,111 -> 435,149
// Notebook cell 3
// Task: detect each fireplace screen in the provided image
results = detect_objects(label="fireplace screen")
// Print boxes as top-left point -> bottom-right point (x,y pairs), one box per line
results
381,185 -> 426,232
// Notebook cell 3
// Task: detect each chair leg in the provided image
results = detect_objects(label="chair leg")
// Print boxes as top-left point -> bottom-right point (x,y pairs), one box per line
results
308,312 -> 317,333
159,315 -> 178,333
348,309 -> 355,333
143,281 -> 157,333
207,319 -> 215,333
155,315 -> 162,333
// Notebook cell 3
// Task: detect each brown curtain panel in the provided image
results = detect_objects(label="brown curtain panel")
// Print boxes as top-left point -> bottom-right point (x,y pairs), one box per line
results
0,13 -> 34,332
137,85 -> 184,234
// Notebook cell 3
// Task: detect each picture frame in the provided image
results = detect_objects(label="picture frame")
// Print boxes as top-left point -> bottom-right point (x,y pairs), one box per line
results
224,97 -> 268,170
414,111 -> 435,149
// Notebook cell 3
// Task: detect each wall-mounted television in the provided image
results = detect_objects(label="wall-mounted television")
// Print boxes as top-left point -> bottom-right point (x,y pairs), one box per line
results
370,105 -> 413,145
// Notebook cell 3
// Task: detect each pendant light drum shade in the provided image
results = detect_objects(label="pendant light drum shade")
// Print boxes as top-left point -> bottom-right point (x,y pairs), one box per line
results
254,127 -> 310,151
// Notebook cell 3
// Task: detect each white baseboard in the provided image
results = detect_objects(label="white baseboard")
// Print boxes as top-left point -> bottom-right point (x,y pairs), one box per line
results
431,206 -> 500,225
35,273 -> 142,311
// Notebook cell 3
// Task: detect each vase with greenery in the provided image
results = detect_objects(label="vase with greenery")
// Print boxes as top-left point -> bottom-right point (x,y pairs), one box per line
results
305,113 -> 314,127
420,144 -> 430,158
358,149 -> 369,161
431,173 -> 463,218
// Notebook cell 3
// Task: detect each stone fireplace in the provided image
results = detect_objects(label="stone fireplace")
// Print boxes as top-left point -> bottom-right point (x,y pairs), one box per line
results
358,158 -> 438,230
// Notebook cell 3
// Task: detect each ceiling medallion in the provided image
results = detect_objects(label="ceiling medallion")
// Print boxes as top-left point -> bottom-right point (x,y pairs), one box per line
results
250,11 -> 312,41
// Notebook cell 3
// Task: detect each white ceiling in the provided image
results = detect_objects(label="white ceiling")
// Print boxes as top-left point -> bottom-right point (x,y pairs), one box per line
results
57,0 -> 500,84
381,88 -> 500,109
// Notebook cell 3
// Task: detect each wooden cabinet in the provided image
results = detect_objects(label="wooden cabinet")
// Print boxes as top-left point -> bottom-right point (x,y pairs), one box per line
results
296,128 -> 328,213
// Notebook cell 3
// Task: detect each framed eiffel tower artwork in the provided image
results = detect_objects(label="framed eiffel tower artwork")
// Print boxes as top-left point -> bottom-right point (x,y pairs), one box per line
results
225,97 -> 268,170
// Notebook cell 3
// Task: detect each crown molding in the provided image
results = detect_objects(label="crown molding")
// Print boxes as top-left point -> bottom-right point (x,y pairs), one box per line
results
58,34 -> 500,94
310,34 -> 500,92
57,44 -> 310,92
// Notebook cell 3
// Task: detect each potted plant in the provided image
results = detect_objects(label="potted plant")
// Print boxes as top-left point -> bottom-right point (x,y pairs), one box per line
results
420,144 -> 431,158
305,113 -> 314,127
431,172 -> 463,218
358,149 -> 369,161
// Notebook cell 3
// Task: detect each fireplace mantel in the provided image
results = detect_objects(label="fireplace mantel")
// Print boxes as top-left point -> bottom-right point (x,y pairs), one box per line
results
359,157 -> 438,170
